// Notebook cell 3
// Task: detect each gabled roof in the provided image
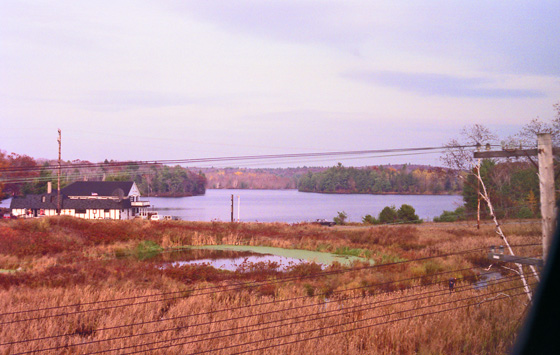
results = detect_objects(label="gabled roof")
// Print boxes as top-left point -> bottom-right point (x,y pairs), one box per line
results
61,181 -> 135,197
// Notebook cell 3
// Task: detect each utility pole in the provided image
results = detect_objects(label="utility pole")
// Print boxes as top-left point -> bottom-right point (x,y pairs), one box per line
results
538,133 -> 555,261
474,134 -> 558,263
231,194 -> 234,223
57,129 -> 61,215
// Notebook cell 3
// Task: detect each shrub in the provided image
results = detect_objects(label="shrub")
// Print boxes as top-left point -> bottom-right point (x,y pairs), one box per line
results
333,211 -> 348,225
397,204 -> 420,222
434,206 -> 466,222
516,206 -> 534,219
135,240 -> 163,260
362,214 -> 379,225
303,283 -> 315,297
378,206 -> 398,224
433,211 -> 457,222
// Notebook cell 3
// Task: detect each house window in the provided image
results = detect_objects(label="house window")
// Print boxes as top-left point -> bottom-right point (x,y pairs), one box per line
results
76,209 -> 86,214
41,196 -> 46,203
50,196 -> 54,203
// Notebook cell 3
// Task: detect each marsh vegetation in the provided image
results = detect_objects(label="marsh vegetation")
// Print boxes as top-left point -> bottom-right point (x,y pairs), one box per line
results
0,217 -> 541,354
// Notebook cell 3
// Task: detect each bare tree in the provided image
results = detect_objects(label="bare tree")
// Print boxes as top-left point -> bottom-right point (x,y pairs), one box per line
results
442,124 -> 534,301
506,101 -> 560,149
441,124 -> 498,171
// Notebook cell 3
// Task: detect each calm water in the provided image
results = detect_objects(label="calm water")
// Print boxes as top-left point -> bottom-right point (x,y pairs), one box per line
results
1,189 -> 463,222
167,245 -> 367,271
171,255 -> 309,272
145,189 -> 463,223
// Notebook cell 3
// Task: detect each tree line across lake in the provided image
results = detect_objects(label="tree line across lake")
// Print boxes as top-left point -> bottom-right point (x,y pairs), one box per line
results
0,153 -> 206,198
297,163 -> 461,195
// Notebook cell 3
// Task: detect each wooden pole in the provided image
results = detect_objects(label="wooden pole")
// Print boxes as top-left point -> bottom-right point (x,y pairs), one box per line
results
231,194 -> 234,223
57,129 -> 61,215
538,133 -> 556,262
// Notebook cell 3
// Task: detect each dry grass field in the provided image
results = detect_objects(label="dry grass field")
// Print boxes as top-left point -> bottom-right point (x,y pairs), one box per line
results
0,217 -> 541,354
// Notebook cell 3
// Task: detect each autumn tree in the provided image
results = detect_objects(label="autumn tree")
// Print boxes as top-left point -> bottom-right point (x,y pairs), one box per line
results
0,150 -> 7,198
1,152 -> 40,197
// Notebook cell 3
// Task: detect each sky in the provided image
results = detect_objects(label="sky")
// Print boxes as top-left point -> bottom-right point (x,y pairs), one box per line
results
1,0 -> 559,168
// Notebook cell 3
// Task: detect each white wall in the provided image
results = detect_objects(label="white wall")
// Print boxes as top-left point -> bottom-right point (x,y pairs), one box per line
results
12,208 -> 128,220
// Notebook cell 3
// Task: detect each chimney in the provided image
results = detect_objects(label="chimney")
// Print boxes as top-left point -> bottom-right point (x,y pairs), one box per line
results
47,182 -> 52,194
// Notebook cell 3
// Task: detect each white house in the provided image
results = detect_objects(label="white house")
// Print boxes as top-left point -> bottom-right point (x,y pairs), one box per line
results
10,181 -> 150,220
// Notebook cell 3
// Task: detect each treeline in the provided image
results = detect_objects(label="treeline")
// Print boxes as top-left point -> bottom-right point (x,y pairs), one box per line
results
298,164 -> 461,195
102,163 -> 206,197
200,167 -> 326,190
202,167 -> 298,190
0,151 -> 206,198
433,160 -> 547,222
461,160 -> 541,220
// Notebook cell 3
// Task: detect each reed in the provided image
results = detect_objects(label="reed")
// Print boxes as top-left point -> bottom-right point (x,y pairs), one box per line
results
0,217 -> 541,354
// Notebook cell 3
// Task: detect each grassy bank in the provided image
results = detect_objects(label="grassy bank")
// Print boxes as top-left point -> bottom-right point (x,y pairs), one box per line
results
0,217 -> 541,354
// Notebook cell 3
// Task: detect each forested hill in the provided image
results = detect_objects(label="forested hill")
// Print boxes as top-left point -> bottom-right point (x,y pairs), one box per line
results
297,164 -> 462,195
200,167 -> 325,190
0,151 -> 206,198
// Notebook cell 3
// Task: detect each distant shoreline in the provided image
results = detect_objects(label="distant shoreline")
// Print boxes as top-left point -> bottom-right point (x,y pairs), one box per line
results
152,188 -> 462,197
297,190 -> 461,196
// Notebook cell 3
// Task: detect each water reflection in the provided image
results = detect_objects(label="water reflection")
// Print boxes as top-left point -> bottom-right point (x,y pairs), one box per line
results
473,271 -> 503,290
160,249 -> 253,261
172,254 -> 312,272
153,245 -> 367,272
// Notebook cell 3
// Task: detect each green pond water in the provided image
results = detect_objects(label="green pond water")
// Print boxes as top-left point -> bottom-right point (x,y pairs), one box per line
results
190,245 -> 368,266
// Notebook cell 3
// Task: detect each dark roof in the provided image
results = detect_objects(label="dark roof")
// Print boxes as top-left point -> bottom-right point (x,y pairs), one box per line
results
64,198 -> 132,210
10,194 -> 63,210
10,194 -> 131,210
61,181 -> 135,197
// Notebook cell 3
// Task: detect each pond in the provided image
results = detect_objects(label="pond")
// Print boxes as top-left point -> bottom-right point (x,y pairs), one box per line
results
163,245 -> 369,272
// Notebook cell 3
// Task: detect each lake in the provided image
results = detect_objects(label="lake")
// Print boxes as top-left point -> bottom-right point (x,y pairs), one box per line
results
0,189 -> 463,223
145,189 -> 463,223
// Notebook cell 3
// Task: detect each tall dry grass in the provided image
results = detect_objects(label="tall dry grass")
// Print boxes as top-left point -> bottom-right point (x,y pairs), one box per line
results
0,275 -> 531,354
0,217 -> 542,354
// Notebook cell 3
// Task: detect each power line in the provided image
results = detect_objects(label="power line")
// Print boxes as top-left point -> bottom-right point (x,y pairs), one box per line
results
0,246 -> 495,323
4,253 -> 541,352
85,274 -> 531,355
0,245 -> 539,324
5,264 -> 523,348
124,284 -> 531,355
0,145 -> 479,174
12,274 -> 532,354
230,290 -> 529,355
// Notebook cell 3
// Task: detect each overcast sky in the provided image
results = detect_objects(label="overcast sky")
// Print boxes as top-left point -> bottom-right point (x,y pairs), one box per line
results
1,1 -> 559,167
